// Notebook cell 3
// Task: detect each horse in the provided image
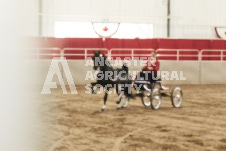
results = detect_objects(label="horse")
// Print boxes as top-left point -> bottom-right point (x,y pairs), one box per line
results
90,51 -> 132,111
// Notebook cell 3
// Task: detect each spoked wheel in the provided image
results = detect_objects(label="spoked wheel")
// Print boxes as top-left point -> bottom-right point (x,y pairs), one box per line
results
171,87 -> 183,108
119,93 -> 130,108
141,92 -> 151,107
150,88 -> 162,110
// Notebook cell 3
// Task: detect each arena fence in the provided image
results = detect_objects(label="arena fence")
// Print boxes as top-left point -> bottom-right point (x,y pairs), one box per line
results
28,47 -> 61,60
200,49 -> 226,61
156,49 -> 199,61
28,47 -> 226,61
29,48 -> 226,84
62,48 -> 109,60
110,48 -> 154,60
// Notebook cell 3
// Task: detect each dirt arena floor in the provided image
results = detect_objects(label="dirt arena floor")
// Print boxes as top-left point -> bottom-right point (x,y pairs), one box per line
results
36,84 -> 226,151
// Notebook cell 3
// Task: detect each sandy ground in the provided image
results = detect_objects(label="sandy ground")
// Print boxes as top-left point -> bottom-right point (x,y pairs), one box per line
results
36,84 -> 226,151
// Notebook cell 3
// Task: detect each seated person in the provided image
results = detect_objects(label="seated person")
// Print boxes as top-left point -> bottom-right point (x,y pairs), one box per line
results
142,51 -> 169,91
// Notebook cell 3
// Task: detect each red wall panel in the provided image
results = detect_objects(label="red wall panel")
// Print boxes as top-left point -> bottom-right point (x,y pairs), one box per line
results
192,40 -> 211,50
175,39 -> 194,49
31,37 -> 226,50
211,40 -> 226,49
158,39 -> 176,49
105,38 -> 122,49
138,39 -> 158,49
30,37 -> 226,60
63,38 -> 104,48
105,38 -> 140,49
31,37 -> 64,48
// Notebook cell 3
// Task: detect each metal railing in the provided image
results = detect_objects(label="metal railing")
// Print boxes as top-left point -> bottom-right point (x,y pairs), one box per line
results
27,47 -> 226,61
27,48 -> 61,60
110,48 -> 154,60
62,48 -> 109,60
200,49 -> 226,61
156,49 -> 200,61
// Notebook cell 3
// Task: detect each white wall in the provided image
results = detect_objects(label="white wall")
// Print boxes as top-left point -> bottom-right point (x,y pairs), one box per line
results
200,62 -> 226,84
40,0 -> 226,39
24,0 -> 39,36
0,0 -> 40,150
41,0 -> 167,37
171,0 -> 226,39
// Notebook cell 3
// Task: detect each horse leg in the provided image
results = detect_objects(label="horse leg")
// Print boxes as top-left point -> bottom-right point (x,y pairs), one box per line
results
101,87 -> 109,112
124,83 -> 131,97
116,83 -> 126,110
91,82 -> 97,94
115,83 -> 122,105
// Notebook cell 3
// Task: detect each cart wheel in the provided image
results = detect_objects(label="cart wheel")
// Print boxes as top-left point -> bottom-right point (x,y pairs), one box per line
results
151,88 -> 162,110
119,93 -> 130,108
141,92 -> 151,107
171,87 -> 183,108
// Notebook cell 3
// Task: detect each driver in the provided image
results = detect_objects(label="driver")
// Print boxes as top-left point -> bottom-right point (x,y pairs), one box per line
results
142,51 -> 169,91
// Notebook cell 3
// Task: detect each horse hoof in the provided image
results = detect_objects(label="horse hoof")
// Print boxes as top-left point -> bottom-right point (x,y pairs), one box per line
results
92,91 -> 97,94
116,101 -> 120,104
116,107 -> 122,110
101,109 -> 105,112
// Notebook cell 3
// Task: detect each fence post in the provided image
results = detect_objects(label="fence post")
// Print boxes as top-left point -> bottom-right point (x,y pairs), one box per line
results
199,50 -> 202,84
37,48 -> 39,60
85,49 -> 87,60
109,49 -> 111,59
60,48 -> 64,58
107,49 -> 110,59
